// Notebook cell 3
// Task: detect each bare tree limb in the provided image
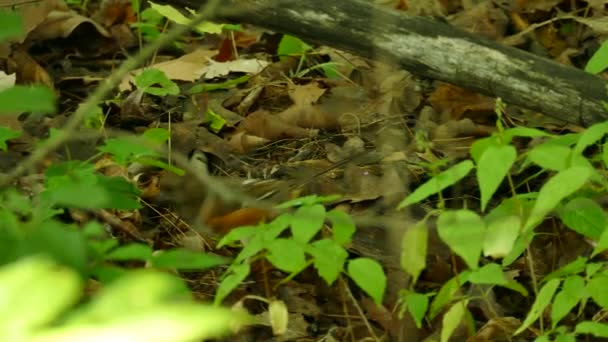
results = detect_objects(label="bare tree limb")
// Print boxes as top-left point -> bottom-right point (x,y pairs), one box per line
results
162,0 -> 608,126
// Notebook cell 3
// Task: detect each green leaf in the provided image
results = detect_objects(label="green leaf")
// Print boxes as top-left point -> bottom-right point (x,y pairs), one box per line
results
204,108 -> 226,133
0,10 -> 24,42
40,304 -> 248,342
0,85 -> 56,113
26,220 -> 89,275
135,68 -> 179,96
467,263 -> 507,285
277,35 -> 312,58
551,275 -> 585,328
151,248 -> 227,271
404,291 -> 429,329
542,257 -> 587,284
142,127 -> 170,145
276,194 -> 341,208
527,143 -> 572,171
574,121 -> 608,155
400,220 -> 427,284
266,238 -> 307,273
504,127 -> 552,139
515,278 -> 561,335
477,144 -> 516,211
429,271 -> 470,319
308,239 -> 348,285
0,127 -> 21,151
106,244 -> 154,261
437,210 -> 485,269
441,300 -> 468,342
524,167 -> 592,233
483,215 -> 520,258
291,204 -> 326,243
593,228 -> 608,258
326,209 -> 356,245
99,137 -> 159,165
470,136 -> 500,163
0,257 -> 81,339
558,197 -> 607,240
216,226 -> 259,248
585,41 -> 608,73
215,263 -> 250,305
587,273 -> 608,309
575,321 -> 608,338
347,257 -> 386,305
398,160 -> 474,209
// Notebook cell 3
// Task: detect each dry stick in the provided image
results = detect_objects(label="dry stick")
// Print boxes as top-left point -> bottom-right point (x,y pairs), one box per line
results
0,0 -> 221,188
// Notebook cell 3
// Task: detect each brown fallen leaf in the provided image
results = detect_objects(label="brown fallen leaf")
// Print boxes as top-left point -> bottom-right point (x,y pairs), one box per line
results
240,109 -> 319,140
429,83 -> 496,122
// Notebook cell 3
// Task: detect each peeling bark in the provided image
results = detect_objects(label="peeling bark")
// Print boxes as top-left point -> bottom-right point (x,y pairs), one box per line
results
162,0 -> 608,126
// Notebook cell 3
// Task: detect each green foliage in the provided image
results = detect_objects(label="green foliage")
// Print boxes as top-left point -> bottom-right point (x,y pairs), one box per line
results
585,41 -> 608,74
396,99 -> 608,340
134,68 -> 179,96
215,194 -> 387,305
0,256 -> 248,342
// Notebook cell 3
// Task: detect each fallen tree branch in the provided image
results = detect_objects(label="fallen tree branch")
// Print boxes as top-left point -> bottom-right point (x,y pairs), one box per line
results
161,0 -> 608,126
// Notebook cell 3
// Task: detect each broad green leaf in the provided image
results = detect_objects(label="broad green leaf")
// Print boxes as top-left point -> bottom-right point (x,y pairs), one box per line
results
587,274 -> 608,309
0,257 -> 81,340
429,271 -> 470,319
477,144 -> 516,211
277,35 -> 312,58
347,258 -> 386,305
554,333 -> 576,342
483,215 -> 520,258
291,204 -> 326,243
71,271 -> 192,323
551,275 -> 585,328
204,108 -> 226,133
216,226 -> 258,248
441,300 -> 468,342
515,278 -> 561,335
0,10 -> 24,42
437,210 -> 485,269
99,137 -> 159,165
151,248 -> 227,271
470,136 -> 500,163
308,239 -> 348,285
467,263 -> 507,285
400,220 -> 428,284
575,321 -> 608,338
502,229 -> 534,266
574,121 -> 608,155
266,238 -> 307,273
504,126 -> 551,139
26,221 -> 88,275
276,194 -> 341,209
135,68 -> 179,96
34,304 -> 248,342
404,291 -> 429,328
593,228 -> 608,257
326,209 -> 356,245
0,127 -> 21,151
106,243 -> 153,261
585,41 -> 608,73
0,86 -> 55,113
527,143 -> 571,171
524,167 -> 592,233
215,263 -> 250,305
558,197 -> 607,240
398,160 -> 474,209
142,127 -> 170,145
542,257 -> 588,284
